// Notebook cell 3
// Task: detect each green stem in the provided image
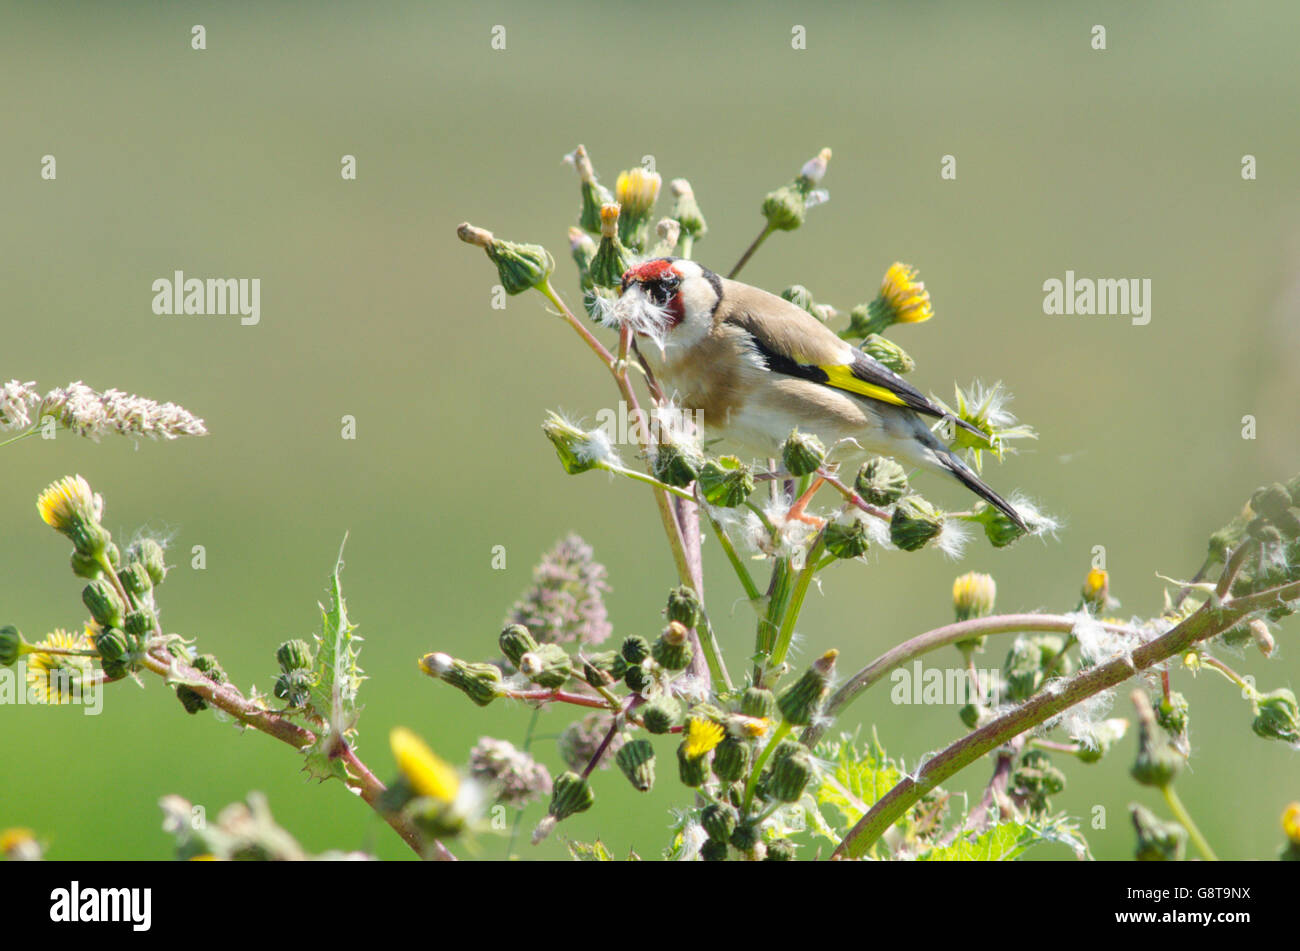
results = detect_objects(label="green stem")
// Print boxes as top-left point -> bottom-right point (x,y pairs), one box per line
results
742,719 -> 792,814
768,534 -> 827,672
701,502 -> 762,603
1162,784 -> 1218,861
728,223 -> 774,279
0,426 -> 39,449
755,558 -> 795,684
1199,655 -> 1256,697
603,464 -> 694,500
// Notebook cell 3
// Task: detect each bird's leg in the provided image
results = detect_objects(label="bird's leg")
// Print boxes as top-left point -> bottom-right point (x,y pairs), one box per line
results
786,477 -> 826,527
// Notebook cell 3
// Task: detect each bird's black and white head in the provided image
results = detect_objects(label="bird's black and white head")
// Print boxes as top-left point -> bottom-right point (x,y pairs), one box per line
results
614,257 -> 721,353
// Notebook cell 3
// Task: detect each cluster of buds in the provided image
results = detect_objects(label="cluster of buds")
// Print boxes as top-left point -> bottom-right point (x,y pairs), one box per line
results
30,475 -> 171,683
761,147 -> 831,232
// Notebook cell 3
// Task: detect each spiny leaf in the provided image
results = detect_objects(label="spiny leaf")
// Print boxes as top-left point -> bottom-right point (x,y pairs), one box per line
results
302,536 -> 366,782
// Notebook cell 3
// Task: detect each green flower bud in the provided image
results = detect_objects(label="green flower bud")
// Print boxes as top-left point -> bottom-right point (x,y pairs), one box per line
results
568,226 -> 597,293
547,771 -> 594,822
272,638 -> 311,674
192,653 -> 228,684
823,518 -> 869,559
274,669 -> 312,707
571,145 -> 613,235
581,650 -> 622,687
1156,692 -> 1189,739
624,663 -> 651,693
176,685 -> 207,715
858,334 -> 915,374
890,496 -> 944,552
541,413 -> 609,475
70,551 -> 102,579
697,455 -> 754,508
457,222 -> 554,296
729,819 -> 761,852
781,429 -> 826,477
760,148 -> 830,232
1,626 -> 30,666
122,609 -> 154,637
1075,718 -> 1129,764
615,739 -> 656,792
765,838 -> 797,861
783,285 -> 836,323
652,621 -> 693,671
641,696 -> 682,735
702,802 -> 739,842
117,563 -> 152,599
1252,483 -> 1300,539
958,702 -> 981,730
82,579 -> 126,629
669,178 -> 707,239
712,736 -> 751,783
1131,692 -> 1183,787
768,743 -> 815,802
666,586 -> 702,630
1003,638 -> 1041,702
100,656 -> 130,680
740,687 -> 776,720
700,838 -> 728,861
1252,688 -> 1300,743
498,624 -> 539,668
855,457 -> 909,506
131,538 -> 167,586
676,740 -> 709,787
1013,750 -> 1066,803
419,652 -> 504,707
652,441 -> 703,488
621,635 -> 651,665
588,204 -> 634,289
519,644 -> 573,689
776,650 -> 838,725
1131,804 -> 1186,861
972,501 -> 1028,548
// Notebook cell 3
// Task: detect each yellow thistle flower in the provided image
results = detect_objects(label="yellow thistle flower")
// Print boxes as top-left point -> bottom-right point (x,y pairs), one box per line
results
683,717 -> 725,759
26,628 -> 94,704
1,828 -> 40,860
1082,568 -> 1110,611
952,571 -> 997,621
36,474 -> 98,534
615,167 -> 661,218
1283,802 -> 1300,845
878,263 -> 933,325
390,727 -> 460,804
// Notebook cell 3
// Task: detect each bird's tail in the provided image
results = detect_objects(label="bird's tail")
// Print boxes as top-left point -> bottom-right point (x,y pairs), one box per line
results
935,449 -> 1028,531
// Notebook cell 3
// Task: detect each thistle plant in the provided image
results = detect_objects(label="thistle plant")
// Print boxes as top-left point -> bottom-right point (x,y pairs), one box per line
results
7,146 -> 1300,863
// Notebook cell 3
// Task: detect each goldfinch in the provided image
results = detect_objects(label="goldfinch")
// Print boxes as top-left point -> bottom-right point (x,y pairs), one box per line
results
615,257 -> 1028,530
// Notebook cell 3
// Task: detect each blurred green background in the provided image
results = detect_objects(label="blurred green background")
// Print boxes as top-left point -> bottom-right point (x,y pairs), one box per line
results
3,0 -> 1298,860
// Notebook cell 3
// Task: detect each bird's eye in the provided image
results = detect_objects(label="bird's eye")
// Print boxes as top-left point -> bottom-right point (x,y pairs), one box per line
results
648,279 -> 676,306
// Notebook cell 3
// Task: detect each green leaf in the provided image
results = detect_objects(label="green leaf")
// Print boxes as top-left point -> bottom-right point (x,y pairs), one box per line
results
567,838 -> 614,861
813,729 -> 903,831
302,536 -> 366,782
918,815 -> 1091,861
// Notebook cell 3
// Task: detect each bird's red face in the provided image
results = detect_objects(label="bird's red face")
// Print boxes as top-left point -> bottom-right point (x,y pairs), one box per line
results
620,258 -> 685,327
